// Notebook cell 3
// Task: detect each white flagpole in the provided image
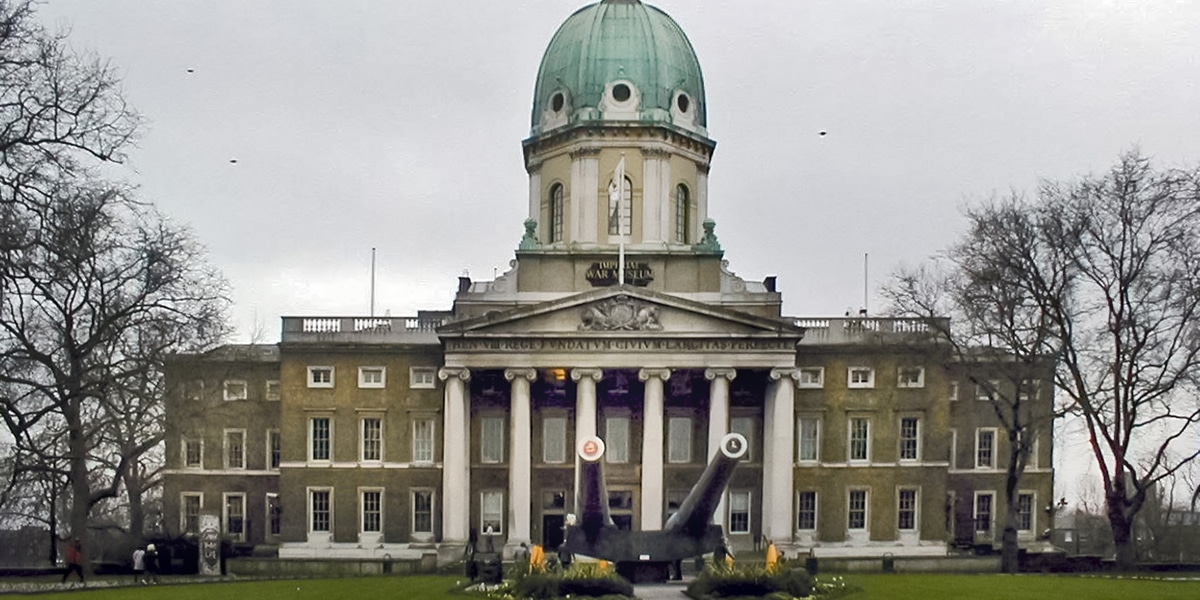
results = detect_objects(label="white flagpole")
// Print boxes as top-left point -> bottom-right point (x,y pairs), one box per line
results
615,154 -> 626,285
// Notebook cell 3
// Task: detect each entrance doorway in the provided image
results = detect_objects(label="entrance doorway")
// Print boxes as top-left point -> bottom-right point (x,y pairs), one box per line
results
542,514 -> 565,550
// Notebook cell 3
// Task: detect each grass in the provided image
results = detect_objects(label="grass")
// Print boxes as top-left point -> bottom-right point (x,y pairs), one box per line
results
5,572 -> 1200,600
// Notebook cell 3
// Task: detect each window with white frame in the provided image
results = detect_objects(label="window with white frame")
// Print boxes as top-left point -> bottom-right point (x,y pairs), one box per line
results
410,367 -> 437,389
848,367 -> 875,388
223,380 -> 248,401
308,366 -> 334,388
898,488 -> 918,531
728,490 -> 751,534
267,429 -> 280,470
798,367 -> 824,389
797,491 -> 817,530
674,184 -> 690,244
897,367 -> 925,388
976,380 -> 1000,401
899,417 -> 921,461
183,380 -> 204,401
183,437 -> 203,468
358,366 -> 386,388
849,417 -> 870,462
481,490 -> 504,534
730,416 -> 754,461
265,380 -> 281,401
310,417 -> 331,462
1018,379 -> 1039,402
797,417 -> 820,462
543,416 -> 566,463
848,489 -> 868,530
412,489 -> 434,534
413,419 -> 435,463
1017,493 -> 1034,531
974,492 -> 994,532
361,489 -> 383,533
549,183 -> 564,243
481,416 -> 504,463
667,417 -> 692,463
605,416 -> 630,463
267,493 -> 282,536
182,493 -> 202,535
310,488 -> 332,532
224,493 -> 246,541
976,428 -> 996,469
224,429 -> 246,469
949,380 -> 959,401
361,417 -> 383,462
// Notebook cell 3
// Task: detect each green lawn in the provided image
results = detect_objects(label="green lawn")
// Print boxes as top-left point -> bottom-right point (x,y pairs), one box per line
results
1,575 -> 464,600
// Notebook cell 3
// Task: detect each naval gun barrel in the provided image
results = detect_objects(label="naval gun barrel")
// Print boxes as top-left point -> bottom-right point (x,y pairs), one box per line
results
664,432 -> 748,537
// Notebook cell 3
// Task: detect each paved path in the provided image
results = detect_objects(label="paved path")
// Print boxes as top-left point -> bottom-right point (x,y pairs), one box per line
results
633,578 -> 690,600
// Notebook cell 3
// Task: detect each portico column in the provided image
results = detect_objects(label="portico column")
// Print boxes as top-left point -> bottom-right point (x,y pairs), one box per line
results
704,368 -> 736,528
570,368 -> 603,513
764,368 -> 799,543
638,368 -> 671,530
439,367 -> 472,543
505,368 -> 537,551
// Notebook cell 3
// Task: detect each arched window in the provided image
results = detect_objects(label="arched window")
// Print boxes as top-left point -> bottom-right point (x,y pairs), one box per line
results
607,176 -> 633,236
549,183 -> 564,243
675,184 -> 690,243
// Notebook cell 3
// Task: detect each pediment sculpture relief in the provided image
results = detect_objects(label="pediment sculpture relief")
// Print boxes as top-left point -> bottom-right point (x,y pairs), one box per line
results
579,295 -> 663,331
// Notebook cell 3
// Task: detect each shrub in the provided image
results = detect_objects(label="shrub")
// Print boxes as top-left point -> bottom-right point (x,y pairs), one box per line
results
686,564 -> 814,600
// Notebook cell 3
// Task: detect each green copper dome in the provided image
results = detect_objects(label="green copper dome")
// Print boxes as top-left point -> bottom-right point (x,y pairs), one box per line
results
530,0 -> 707,138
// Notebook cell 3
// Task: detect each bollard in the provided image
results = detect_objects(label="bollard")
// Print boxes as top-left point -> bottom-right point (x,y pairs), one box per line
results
805,556 -> 818,576
882,552 -> 895,573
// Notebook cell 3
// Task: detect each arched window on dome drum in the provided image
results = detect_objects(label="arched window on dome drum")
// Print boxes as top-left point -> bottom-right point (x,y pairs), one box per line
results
549,183 -> 564,243
607,176 -> 633,236
675,184 -> 690,244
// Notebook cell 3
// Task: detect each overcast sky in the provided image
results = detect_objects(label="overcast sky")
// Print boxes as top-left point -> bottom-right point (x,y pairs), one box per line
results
38,0 -> 1200,344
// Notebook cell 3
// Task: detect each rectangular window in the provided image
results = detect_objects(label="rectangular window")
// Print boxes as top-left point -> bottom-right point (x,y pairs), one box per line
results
898,488 -> 918,531
897,367 -> 925,388
797,491 -> 817,531
223,380 -> 247,401
481,416 -> 504,463
224,429 -> 245,470
1017,493 -> 1034,531
899,417 -> 920,461
358,366 -> 386,388
975,493 -> 993,533
310,417 -> 331,462
361,417 -> 383,462
668,417 -> 692,463
184,438 -> 203,468
361,489 -> 383,533
308,366 -> 334,388
976,428 -> 996,469
949,380 -> 959,401
224,493 -> 246,541
413,490 -> 434,534
481,491 -> 504,534
543,417 -> 566,463
413,419 -> 435,463
1018,380 -> 1039,402
728,490 -> 751,534
183,380 -> 204,401
848,367 -> 875,389
267,429 -> 280,470
798,367 -> 824,389
310,489 -> 332,532
410,367 -> 437,389
182,493 -> 202,535
730,417 -> 754,461
267,493 -> 282,536
977,380 -> 1000,401
605,417 -> 630,464
849,417 -> 870,462
848,489 -> 868,530
797,417 -> 820,462
265,380 -> 281,401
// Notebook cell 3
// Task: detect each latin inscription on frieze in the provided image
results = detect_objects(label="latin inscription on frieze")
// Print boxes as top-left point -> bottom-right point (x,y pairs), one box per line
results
444,338 -> 794,353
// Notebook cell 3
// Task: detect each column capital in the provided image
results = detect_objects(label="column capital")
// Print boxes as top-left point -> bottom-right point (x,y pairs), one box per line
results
769,367 -> 800,383
570,368 -> 603,382
504,368 -> 538,382
704,368 -> 737,382
638,368 -> 672,382
438,367 -> 472,382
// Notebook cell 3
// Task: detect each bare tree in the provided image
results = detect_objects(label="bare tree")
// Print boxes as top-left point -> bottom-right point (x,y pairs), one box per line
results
890,151 -> 1200,570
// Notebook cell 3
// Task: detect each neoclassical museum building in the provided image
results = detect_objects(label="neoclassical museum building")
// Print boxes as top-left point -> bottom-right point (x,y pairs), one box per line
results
162,0 -> 1055,565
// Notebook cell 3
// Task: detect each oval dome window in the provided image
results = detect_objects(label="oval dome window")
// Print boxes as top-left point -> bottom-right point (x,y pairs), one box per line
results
612,83 -> 632,103
551,92 -> 565,113
676,93 -> 690,114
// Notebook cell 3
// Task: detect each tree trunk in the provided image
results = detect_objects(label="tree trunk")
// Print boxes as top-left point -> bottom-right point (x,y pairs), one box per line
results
67,407 -> 91,576
1107,498 -> 1137,571
48,485 -> 58,565
1000,434 -> 1023,573
124,467 -> 145,546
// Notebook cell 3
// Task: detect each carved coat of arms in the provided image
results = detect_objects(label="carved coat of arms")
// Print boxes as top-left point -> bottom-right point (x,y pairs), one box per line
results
579,295 -> 663,331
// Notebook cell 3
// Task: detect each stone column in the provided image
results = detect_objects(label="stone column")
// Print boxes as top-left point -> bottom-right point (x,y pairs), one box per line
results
439,367 -> 472,543
704,368 -> 736,527
570,368 -> 603,513
641,149 -> 671,244
763,368 -> 798,543
505,368 -> 537,553
569,148 -> 600,244
638,368 -> 671,530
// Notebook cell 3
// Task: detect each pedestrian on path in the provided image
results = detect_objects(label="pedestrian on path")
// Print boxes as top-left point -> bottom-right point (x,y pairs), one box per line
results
61,538 -> 85,584
132,546 -> 146,583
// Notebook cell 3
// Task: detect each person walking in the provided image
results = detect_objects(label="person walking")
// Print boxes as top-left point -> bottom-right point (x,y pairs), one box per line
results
144,543 -> 160,583
61,538 -> 85,585
131,546 -> 146,583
